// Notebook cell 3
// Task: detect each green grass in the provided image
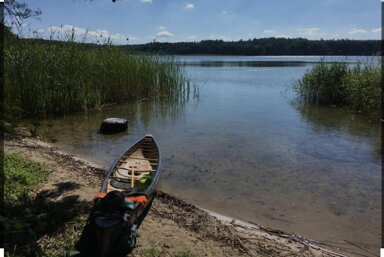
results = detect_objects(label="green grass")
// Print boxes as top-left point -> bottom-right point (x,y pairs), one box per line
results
174,250 -> 198,257
4,153 -> 50,257
3,153 -> 95,257
143,247 -> 168,257
4,153 -> 49,203
292,59 -> 381,119
38,215 -> 88,257
142,247 -> 197,257
5,213 -> 88,257
4,33 -> 194,118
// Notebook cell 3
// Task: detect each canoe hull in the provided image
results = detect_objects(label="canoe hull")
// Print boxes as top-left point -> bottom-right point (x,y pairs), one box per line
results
101,134 -> 161,197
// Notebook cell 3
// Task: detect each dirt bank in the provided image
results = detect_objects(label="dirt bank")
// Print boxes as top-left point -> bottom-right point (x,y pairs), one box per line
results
5,135 -> 353,257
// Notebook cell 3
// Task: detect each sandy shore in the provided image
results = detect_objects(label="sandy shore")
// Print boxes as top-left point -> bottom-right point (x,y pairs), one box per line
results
5,135 -> 354,257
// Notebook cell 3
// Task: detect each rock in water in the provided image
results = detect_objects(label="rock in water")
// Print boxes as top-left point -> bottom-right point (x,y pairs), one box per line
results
100,118 -> 128,134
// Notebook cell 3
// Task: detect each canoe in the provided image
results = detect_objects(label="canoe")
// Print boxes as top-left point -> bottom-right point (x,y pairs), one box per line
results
101,134 -> 161,197
76,134 -> 161,257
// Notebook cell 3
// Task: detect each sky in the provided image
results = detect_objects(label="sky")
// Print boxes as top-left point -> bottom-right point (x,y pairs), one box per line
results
11,0 -> 383,44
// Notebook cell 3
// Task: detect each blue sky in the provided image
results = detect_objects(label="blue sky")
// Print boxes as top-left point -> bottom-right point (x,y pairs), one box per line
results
15,0 -> 382,44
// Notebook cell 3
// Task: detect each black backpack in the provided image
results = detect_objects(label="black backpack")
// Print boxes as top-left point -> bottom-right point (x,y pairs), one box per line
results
75,191 -> 138,257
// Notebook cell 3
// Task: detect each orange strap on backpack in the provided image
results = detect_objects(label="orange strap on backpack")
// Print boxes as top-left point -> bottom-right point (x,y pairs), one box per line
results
94,192 -> 148,208
94,192 -> 107,200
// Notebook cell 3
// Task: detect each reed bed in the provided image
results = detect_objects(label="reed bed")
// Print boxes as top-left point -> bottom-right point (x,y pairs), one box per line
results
4,35 -> 193,118
292,59 -> 381,119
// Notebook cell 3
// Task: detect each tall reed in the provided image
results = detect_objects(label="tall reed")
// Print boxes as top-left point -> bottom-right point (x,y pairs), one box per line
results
292,59 -> 381,119
4,35 -> 193,117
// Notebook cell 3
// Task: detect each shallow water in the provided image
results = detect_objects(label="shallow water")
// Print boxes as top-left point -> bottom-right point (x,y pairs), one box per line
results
38,56 -> 381,255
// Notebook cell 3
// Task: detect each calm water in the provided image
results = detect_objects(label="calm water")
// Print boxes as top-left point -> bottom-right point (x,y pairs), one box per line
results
38,56 -> 381,255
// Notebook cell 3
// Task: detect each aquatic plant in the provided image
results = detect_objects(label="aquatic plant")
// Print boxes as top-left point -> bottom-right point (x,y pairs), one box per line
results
4,33 -> 194,118
292,59 -> 381,119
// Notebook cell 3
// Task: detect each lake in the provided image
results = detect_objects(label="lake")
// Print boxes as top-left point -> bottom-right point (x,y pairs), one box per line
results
38,56 -> 381,256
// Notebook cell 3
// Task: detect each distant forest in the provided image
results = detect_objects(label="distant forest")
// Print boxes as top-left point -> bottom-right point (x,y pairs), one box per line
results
125,38 -> 381,56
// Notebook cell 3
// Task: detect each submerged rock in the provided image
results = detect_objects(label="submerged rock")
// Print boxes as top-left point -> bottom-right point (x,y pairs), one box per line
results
100,118 -> 128,134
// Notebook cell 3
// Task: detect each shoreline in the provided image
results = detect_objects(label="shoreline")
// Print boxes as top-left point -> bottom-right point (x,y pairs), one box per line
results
4,134 -> 363,257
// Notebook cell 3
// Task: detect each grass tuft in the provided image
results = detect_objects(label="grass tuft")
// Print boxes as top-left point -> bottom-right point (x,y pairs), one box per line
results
142,247 -> 168,257
174,250 -> 198,257
292,59 -> 381,119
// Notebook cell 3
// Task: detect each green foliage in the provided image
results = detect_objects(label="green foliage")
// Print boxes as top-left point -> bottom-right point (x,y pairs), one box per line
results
139,173 -> 152,186
174,250 -> 198,257
126,38 -> 381,56
1,102 -> 24,133
143,247 -> 168,257
4,35 -> 193,118
4,153 -> 48,203
292,59 -> 381,119
4,104 -> 24,125
4,0 -> 42,33
345,61 -> 381,118
4,153 -> 48,256
292,59 -> 349,105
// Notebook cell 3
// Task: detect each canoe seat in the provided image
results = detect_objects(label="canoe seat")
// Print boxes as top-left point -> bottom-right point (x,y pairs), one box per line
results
110,177 -> 147,190
115,148 -> 154,182
110,177 -> 131,190
115,168 -> 150,180
122,159 -> 152,172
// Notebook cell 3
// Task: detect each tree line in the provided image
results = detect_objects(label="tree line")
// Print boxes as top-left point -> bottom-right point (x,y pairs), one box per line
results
124,38 -> 381,56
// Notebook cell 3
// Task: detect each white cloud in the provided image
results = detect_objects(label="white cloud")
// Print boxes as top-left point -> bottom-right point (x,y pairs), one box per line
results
50,25 -> 86,35
188,35 -> 197,39
48,24 -> 133,43
221,10 -> 227,15
263,29 -> 275,34
348,28 -> 367,34
276,34 -> 289,38
159,26 -> 166,30
156,30 -> 174,38
109,33 -> 125,40
185,3 -> 194,9
297,27 -> 319,36
140,0 -> 152,3
372,27 -> 381,33
218,36 -> 231,41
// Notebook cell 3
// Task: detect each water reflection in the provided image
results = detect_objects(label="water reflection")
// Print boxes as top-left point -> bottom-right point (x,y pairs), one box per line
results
38,98 -> 192,165
179,60 -> 316,67
291,101 -> 382,160
137,99 -> 191,129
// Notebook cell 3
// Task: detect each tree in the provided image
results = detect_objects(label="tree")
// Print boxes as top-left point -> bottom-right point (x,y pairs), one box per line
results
3,0 -> 41,33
